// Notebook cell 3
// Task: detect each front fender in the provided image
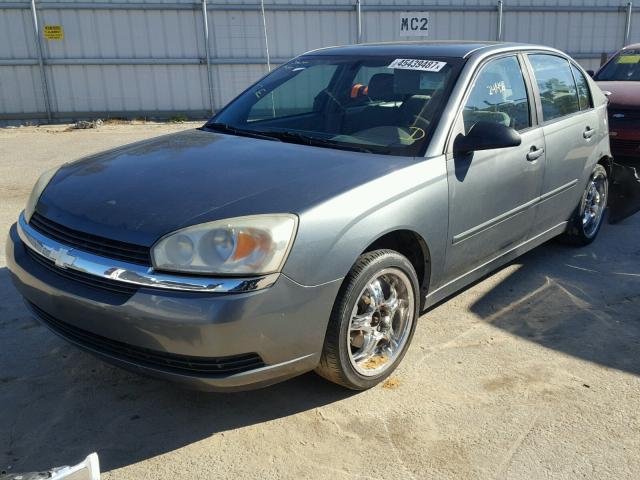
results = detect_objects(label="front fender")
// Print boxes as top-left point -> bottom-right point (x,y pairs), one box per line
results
282,156 -> 449,289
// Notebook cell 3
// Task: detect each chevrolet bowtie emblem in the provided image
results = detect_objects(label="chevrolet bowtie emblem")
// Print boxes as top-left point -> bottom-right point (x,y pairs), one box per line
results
52,247 -> 77,269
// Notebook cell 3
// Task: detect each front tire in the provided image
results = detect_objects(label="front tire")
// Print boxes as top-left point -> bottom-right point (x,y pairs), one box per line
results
561,163 -> 608,246
315,249 -> 420,390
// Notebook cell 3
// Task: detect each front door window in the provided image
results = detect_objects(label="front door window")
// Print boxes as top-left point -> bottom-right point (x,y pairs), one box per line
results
462,56 -> 531,134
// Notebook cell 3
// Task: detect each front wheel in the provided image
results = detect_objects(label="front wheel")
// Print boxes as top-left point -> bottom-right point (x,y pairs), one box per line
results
315,250 -> 419,390
561,164 -> 608,246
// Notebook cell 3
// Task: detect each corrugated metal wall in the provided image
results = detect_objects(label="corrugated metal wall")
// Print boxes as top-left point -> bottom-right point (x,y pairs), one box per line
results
0,0 -> 636,121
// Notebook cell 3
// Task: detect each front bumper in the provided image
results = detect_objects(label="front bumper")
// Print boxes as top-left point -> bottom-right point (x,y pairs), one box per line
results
6,223 -> 341,391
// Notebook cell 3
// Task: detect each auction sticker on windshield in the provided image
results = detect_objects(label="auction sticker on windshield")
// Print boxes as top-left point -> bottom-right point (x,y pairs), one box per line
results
388,59 -> 447,72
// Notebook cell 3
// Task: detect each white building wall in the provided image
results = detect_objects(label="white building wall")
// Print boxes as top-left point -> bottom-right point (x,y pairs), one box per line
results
0,0 -> 635,120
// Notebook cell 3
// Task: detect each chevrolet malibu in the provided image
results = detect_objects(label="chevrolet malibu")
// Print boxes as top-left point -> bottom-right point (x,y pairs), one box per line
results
7,42 -> 611,391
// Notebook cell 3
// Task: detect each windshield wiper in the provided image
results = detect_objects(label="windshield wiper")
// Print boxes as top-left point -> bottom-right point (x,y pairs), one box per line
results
202,122 -> 281,142
259,131 -> 383,154
204,124 -> 388,153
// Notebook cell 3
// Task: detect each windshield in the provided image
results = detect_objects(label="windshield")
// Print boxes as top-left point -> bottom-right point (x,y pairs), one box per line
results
209,55 -> 464,156
595,49 -> 640,82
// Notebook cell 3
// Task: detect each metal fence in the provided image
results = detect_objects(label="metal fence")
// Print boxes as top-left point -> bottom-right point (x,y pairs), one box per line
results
0,0 -> 636,122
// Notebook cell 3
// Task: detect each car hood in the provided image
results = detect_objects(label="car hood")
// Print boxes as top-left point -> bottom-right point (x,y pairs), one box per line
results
596,81 -> 640,109
36,129 -> 414,246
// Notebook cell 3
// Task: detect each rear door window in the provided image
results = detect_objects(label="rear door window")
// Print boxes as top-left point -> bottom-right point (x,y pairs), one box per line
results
462,55 -> 531,133
528,54 -> 580,122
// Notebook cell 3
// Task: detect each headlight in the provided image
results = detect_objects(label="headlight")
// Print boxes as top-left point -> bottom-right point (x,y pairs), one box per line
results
152,214 -> 298,275
25,167 -> 60,222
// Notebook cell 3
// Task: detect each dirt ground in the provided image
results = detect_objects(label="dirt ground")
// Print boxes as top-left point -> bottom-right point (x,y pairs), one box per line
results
1,124 -> 639,479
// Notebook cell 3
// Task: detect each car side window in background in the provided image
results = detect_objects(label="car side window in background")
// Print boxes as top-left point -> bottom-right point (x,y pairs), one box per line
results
248,64 -> 338,121
462,56 -> 530,134
571,64 -> 592,111
528,55 -> 580,122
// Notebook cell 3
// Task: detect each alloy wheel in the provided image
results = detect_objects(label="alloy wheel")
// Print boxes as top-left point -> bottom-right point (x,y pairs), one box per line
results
347,267 -> 415,377
582,172 -> 607,238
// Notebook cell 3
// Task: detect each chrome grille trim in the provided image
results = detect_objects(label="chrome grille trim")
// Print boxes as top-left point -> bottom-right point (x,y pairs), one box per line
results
25,246 -> 138,296
18,213 -> 279,293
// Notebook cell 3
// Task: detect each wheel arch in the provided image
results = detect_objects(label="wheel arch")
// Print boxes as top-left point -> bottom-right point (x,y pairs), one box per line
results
597,155 -> 613,178
361,229 -> 431,309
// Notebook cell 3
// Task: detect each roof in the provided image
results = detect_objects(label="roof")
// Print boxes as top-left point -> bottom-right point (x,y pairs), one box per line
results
306,41 -> 535,59
622,43 -> 640,51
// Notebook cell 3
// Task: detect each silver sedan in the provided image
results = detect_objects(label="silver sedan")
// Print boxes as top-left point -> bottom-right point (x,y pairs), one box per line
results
7,41 -> 612,390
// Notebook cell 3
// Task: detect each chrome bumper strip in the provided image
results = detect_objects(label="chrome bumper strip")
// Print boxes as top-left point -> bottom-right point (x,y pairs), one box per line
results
17,214 -> 279,293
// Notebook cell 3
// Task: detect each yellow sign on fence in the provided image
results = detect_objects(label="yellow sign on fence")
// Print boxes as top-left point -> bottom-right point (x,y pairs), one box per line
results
43,25 -> 64,40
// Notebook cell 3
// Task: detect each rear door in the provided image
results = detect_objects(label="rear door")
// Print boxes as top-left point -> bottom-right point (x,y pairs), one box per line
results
525,54 -> 600,231
443,54 -> 546,280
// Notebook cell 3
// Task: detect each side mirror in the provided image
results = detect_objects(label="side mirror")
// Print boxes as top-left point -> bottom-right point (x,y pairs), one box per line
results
586,69 -> 595,77
453,121 -> 522,154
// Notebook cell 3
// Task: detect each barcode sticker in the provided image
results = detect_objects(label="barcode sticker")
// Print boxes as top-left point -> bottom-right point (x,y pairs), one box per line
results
388,59 -> 447,72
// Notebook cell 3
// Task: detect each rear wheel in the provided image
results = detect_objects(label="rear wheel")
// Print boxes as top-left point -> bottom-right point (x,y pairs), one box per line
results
315,250 -> 419,390
561,164 -> 608,245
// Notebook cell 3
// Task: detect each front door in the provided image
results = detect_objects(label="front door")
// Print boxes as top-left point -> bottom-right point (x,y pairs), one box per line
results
444,54 -> 546,281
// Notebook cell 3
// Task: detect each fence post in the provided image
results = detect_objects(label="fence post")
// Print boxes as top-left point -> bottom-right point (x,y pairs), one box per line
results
496,0 -> 504,41
260,0 -> 272,72
624,1 -> 633,46
201,0 -> 215,114
29,0 -> 52,122
356,0 -> 362,43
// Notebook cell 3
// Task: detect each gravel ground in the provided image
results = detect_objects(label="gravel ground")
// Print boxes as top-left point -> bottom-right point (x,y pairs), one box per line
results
1,124 -> 639,479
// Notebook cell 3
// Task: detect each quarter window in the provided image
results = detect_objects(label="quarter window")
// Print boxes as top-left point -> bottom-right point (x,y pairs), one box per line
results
571,64 -> 592,111
528,54 -> 580,121
462,56 -> 531,133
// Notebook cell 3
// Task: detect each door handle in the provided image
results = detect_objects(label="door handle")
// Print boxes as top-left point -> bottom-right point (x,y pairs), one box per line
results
526,146 -> 545,161
583,127 -> 596,139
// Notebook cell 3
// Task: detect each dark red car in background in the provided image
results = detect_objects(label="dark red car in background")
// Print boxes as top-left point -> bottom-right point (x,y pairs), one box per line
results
594,44 -> 640,159
592,44 -> 640,222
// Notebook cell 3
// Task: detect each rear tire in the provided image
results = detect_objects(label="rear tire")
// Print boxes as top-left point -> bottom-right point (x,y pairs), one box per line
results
315,249 -> 420,390
560,164 -> 608,246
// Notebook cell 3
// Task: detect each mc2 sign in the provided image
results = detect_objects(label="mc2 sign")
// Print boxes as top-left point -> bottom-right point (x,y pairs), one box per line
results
399,12 -> 430,37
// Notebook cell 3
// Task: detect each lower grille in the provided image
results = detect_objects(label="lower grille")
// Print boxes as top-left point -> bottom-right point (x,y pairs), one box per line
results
25,246 -> 138,297
28,302 -> 266,376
